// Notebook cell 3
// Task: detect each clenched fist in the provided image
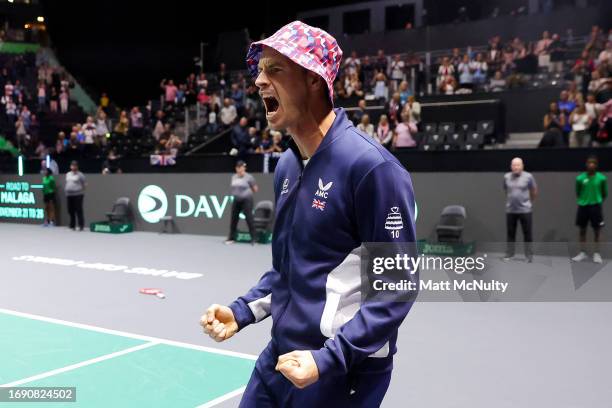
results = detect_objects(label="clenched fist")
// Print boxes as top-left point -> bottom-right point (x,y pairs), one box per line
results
276,350 -> 320,389
200,304 -> 239,342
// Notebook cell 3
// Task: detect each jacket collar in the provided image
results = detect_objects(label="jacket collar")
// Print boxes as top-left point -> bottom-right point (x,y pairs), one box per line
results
287,108 -> 352,168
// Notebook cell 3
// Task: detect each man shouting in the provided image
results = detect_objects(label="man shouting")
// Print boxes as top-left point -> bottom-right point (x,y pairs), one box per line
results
201,21 -> 417,407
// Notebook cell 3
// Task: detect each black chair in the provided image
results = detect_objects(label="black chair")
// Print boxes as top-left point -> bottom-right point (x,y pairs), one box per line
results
426,133 -> 445,146
466,131 -> 484,146
477,120 -> 494,136
253,201 -> 274,233
436,205 -> 467,243
457,122 -> 474,133
464,143 -> 478,150
423,123 -> 437,135
447,132 -> 465,149
106,197 -> 130,224
438,122 -> 455,136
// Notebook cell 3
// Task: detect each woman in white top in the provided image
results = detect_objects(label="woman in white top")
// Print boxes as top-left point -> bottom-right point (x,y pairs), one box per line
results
374,114 -> 393,148
357,114 -> 375,138
569,102 -> 592,147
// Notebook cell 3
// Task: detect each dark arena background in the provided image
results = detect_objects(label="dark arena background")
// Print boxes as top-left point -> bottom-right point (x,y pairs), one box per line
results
0,1 -> 611,407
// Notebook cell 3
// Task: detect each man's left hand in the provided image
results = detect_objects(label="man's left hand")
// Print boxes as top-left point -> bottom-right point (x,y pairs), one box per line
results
276,350 -> 319,389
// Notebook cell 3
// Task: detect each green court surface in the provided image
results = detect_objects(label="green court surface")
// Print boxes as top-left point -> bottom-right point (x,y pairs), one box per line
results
0,311 -> 255,407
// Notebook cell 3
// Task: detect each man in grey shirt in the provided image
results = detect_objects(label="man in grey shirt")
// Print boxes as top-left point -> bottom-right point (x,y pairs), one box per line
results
65,160 -> 87,230
503,157 -> 537,262
226,160 -> 258,244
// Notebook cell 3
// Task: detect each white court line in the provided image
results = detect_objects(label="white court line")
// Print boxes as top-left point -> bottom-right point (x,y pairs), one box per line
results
194,386 -> 246,408
0,308 -> 258,361
1,342 -> 158,387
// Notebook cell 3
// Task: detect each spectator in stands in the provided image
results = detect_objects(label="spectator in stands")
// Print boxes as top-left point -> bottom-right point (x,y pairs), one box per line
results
270,130 -> 285,153
220,98 -> 237,127
534,31 -> 552,69
59,87 -> 69,114
373,71 -> 387,100
42,166 -> 57,227
405,95 -> 421,124
197,73 -> 208,91
99,92 -> 110,113
594,99 -> 612,145
166,134 -> 183,156
386,92 -> 402,126
218,63 -> 229,92
558,90 -> 576,143
114,110 -> 129,136
360,55 -> 375,89
585,93 -> 602,127
231,117 -> 251,159
539,102 -> 565,148
343,51 -> 361,76
597,41 -> 612,68
503,157 -> 537,263
488,70 -> 507,92
501,44 -> 516,75
56,131 -> 67,154
34,141 -> 46,159
472,53 -> 488,85
160,79 -> 178,107
450,48 -> 462,69
588,69 -> 612,102
486,36 -> 503,73
569,102 -> 592,147
255,128 -> 273,153
37,81 -> 46,111
457,54 -> 474,90
82,116 -> 97,145
152,110 -> 165,140
389,54 -> 406,93
440,76 -> 457,95
572,156 -> 607,264
67,132 -> 81,153
374,114 -> 392,148
95,109 -> 109,139
15,117 -> 27,148
375,49 -> 388,74
231,83 -> 245,112
207,109 -> 219,134
573,49 -> 595,96
65,160 -> 86,231
130,106 -> 144,132
392,110 -> 418,149
352,99 -> 367,125
49,87 -> 59,113
566,81 -> 582,104
398,80 -> 412,105
352,81 -> 365,99
102,148 -> 122,175
357,114 -> 374,138
437,57 -> 455,91
549,33 -> 566,73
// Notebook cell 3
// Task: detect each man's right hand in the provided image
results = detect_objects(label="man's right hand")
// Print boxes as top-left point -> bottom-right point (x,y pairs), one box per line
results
200,304 -> 239,342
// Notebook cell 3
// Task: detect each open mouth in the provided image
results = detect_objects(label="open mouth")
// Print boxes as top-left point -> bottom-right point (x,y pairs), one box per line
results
263,96 -> 279,115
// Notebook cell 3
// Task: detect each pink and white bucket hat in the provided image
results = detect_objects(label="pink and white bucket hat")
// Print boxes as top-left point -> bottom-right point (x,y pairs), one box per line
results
246,21 -> 343,104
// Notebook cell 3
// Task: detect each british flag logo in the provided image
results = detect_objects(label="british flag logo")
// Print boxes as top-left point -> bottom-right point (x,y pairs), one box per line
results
312,199 -> 326,211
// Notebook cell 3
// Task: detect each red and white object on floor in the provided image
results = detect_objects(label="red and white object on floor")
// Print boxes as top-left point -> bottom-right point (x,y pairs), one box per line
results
139,288 -> 166,299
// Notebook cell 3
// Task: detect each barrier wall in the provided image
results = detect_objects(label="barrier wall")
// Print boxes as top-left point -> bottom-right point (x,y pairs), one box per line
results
1,172 -> 609,242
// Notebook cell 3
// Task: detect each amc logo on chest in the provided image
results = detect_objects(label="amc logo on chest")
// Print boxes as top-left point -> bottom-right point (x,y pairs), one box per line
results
315,178 -> 333,198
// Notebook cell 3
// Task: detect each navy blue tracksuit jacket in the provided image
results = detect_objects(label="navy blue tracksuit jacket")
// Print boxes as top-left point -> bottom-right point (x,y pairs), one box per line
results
230,108 -> 417,407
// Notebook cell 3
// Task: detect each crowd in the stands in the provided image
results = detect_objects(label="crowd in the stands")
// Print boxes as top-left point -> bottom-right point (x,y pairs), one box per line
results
538,26 -> 612,147
2,24 -> 611,166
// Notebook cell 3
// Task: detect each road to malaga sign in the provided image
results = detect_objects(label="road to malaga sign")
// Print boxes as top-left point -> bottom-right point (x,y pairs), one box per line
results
137,184 -> 235,223
0,181 -> 44,220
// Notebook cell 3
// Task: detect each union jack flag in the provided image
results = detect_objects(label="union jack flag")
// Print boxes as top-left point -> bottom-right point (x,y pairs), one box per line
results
312,199 -> 326,211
